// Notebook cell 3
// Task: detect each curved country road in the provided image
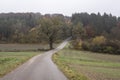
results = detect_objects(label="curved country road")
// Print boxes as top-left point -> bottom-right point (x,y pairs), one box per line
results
0,38 -> 71,80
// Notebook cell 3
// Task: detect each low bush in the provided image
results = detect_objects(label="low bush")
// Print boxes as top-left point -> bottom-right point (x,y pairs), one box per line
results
71,36 -> 120,55
70,40 -> 83,50
81,41 -> 90,50
92,36 -> 106,45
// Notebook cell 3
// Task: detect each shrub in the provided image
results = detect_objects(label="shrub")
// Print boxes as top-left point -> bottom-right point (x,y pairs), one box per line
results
70,40 -> 83,50
105,41 -> 119,50
82,42 -> 90,50
103,41 -> 120,54
90,40 -> 120,54
90,44 -> 103,53
71,36 -> 120,55
116,49 -> 120,54
104,46 -> 115,53
90,36 -> 106,53
92,36 -> 106,45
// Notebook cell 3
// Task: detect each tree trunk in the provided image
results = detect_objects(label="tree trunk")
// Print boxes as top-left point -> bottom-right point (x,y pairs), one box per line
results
49,37 -> 53,50
49,41 -> 53,50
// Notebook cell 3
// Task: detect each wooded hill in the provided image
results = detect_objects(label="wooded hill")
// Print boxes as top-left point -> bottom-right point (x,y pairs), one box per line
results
0,12 -> 120,54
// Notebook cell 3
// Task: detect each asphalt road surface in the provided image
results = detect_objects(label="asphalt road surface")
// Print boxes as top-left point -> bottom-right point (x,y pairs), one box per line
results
0,38 -> 71,80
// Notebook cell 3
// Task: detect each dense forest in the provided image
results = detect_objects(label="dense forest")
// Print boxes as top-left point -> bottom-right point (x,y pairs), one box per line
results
0,13 -> 70,49
0,12 -> 120,54
71,13 -> 120,54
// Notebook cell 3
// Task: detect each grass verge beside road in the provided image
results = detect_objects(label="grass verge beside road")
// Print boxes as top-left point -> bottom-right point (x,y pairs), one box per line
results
52,50 -> 88,80
52,49 -> 120,80
0,52 -> 41,77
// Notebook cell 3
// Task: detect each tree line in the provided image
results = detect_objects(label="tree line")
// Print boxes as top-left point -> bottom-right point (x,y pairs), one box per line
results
0,12 -> 120,53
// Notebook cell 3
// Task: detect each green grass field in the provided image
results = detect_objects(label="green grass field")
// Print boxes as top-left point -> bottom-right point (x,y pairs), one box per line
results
53,49 -> 120,80
0,52 -> 41,77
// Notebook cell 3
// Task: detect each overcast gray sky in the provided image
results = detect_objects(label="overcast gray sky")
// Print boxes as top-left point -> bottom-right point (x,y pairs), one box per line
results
0,0 -> 120,16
